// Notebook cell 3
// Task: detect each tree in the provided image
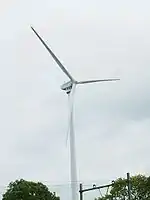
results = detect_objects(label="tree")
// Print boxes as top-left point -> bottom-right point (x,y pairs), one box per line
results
95,174 -> 150,200
2,179 -> 60,200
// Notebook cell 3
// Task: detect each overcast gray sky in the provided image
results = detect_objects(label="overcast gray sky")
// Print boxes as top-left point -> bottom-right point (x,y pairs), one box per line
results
0,0 -> 150,199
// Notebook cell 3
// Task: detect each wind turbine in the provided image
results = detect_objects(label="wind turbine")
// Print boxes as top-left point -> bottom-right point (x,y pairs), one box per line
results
31,26 -> 120,200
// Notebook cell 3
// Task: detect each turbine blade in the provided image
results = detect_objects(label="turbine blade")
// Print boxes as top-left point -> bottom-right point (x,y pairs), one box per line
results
65,96 -> 72,146
65,84 -> 76,146
77,78 -> 120,84
31,26 -> 74,81
65,120 -> 70,146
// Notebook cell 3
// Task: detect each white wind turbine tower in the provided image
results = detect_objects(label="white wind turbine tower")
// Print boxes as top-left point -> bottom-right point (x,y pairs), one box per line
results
31,27 -> 120,200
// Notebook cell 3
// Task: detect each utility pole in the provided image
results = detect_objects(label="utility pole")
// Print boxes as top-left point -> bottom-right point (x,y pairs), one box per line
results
127,173 -> 131,200
79,182 -> 114,200
79,183 -> 83,200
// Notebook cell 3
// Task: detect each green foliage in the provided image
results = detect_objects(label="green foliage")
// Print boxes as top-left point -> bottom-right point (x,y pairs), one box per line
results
96,174 -> 150,200
2,179 -> 60,200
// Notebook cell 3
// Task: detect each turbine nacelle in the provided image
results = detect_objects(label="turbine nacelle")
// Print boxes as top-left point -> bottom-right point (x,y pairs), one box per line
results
61,81 -> 73,94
